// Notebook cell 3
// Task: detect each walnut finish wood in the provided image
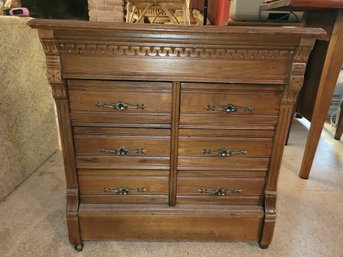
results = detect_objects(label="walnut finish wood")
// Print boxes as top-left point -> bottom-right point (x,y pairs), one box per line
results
180,83 -> 283,115
179,129 -> 275,138
263,0 -> 343,181
180,115 -> 279,130
79,174 -> 168,204
177,177 -> 265,205
76,156 -> 170,170
79,175 -> 168,194
68,80 -> 172,127
179,135 -> 273,157
169,82 -> 181,206
79,204 -> 264,241
178,157 -> 270,171
299,10 -> 343,179
29,19 -> 323,250
36,29 -> 82,247
74,130 -> 170,157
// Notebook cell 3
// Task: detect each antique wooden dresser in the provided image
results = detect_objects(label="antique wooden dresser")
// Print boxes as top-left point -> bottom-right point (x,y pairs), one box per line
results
28,19 -> 325,250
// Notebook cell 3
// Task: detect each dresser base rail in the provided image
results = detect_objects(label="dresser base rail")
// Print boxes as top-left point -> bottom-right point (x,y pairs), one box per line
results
78,204 -> 266,246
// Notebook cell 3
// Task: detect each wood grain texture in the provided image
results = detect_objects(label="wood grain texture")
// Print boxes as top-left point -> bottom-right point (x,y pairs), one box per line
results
169,82 -> 181,206
266,38 -> 315,191
178,157 -> 270,171
30,19 -> 321,249
180,83 -> 283,115
74,133 -> 170,157
28,19 -> 326,38
299,10 -> 343,179
79,204 -> 263,241
177,177 -> 265,205
68,80 -> 172,127
179,136 -> 273,157
68,80 -> 172,113
259,191 -> 277,248
62,56 -> 291,84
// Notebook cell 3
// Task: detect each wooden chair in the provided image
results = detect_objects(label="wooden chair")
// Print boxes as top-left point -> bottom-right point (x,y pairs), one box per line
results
126,0 -> 191,25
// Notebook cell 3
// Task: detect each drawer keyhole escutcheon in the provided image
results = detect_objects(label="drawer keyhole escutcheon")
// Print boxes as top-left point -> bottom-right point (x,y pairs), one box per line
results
98,146 -> 145,155
202,148 -> 247,157
103,187 -> 147,195
198,188 -> 242,196
96,101 -> 145,111
205,103 -> 255,113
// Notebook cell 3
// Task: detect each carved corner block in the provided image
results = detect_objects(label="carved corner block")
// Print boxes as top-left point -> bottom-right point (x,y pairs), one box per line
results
283,43 -> 312,103
39,38 -> 66,98
67,189 -> 79,213
41,38 -> 59,54
294,38 -> 316,62
46,55 -> 62,83
259,191 -> 277,249
66,190 -> 82,247
50,83 -> 67,99
264,191 -> 277,218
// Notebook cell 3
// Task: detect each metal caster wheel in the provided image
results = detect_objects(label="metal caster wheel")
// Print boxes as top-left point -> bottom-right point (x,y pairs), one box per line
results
74,243 -> 84,252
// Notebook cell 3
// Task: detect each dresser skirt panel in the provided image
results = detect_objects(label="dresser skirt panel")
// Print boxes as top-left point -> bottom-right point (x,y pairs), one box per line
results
79,204 -> 264,241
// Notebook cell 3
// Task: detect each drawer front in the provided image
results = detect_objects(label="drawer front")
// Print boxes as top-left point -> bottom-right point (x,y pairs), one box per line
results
177,177 -> 265,205
74,127 -> 170,170
179,137 -> 273,158
68,80 -> 172,127
178,156 -> 270,171
180,83 -> 283,129
79,171 -> 168,204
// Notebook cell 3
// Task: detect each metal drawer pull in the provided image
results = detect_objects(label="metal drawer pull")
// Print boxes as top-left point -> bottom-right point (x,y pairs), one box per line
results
98,146 -> 145,155
202,148 -> 247,157
96,101 -> 145,111
198,187 -> 241,196
205,103 -> 254,113
103,187 -> 147,195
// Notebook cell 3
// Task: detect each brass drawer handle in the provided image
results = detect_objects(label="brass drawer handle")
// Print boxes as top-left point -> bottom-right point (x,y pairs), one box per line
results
103,187 -> 147,195
96,101 -> 145,111
198,187 -> 241,196
202,148 -> 247,157
205,103 -> 254,113
98,146 -> 145,155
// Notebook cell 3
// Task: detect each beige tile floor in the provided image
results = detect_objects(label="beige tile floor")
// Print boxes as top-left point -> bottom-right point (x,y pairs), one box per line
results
0,119 -> 342,257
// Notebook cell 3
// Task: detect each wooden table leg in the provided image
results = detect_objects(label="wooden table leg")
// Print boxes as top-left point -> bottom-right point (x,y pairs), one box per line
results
299,9 -> 343,179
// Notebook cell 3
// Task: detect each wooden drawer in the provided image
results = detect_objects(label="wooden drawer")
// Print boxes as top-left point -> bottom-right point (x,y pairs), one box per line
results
179,134 -> 273,158
177,177 -> 265,205
68,80 -> 172,127
79,170 -> 168,204
178,156 -> 270,171
178,129 -> 272,171
180,83 -> 283,129
74,127 -> 170,170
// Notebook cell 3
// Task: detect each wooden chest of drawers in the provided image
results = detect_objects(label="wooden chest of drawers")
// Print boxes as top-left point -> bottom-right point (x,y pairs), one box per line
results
28,19 -> 325,250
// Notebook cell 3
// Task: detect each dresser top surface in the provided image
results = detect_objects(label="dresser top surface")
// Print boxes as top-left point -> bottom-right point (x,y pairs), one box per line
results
27,19 -> 326,39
